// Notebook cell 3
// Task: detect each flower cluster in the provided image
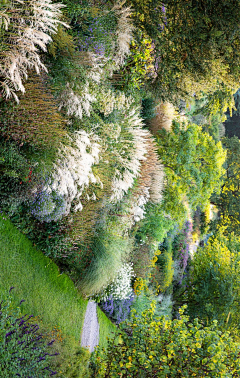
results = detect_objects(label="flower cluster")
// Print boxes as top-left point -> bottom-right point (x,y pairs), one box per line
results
58,81 -> 96,119
112,5 -> 135,67
131,187 -> 150,222
94,263 -> 135,302
100,294 -> 135,324
30,190 -> 66,222
0,289 -> 58,376
97,89 -> 133,116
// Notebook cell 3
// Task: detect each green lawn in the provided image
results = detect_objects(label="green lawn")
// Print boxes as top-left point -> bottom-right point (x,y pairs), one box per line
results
97,306 -> 116,348
0,213 -> 116,376
0,213 -> 88,339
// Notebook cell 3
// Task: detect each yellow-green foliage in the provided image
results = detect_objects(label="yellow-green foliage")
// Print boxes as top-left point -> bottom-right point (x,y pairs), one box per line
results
91,304 -> 240,377
157,249 -> 174,292
51,336 -> 91,378
48,25 -> 75,58
193,236 -> 232,279
1,73 -> 68,149
188,230 -> 240,331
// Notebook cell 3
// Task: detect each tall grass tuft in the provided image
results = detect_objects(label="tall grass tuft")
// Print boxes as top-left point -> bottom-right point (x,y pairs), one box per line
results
78,224 -> 134,297
0,73 -> 68,149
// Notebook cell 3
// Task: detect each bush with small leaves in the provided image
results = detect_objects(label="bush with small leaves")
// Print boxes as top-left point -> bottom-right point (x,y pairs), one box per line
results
91,303 -> 240,377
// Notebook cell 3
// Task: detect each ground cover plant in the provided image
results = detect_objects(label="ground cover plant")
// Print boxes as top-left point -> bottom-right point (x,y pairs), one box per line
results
0,288 -> 59,377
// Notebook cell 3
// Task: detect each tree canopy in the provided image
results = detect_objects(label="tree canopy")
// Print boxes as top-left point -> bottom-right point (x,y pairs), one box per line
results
128,0 -> 240,104
156,120 -> 226,222
212,137 -> 240,234
187,230 -> 240,334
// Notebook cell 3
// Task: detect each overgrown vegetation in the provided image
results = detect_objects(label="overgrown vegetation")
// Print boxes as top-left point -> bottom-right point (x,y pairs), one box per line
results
1,0 -> 240,376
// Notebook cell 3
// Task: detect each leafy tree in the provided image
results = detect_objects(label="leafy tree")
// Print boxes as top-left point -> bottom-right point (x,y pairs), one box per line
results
128,0 -> 240,105
212,136 -> 240,234
90,304 -> 240,377
157,120 -> 226,222
187,230 -> 240,333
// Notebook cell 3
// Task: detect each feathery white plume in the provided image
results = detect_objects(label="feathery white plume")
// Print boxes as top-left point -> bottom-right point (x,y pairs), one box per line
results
113,5 -> 135,67
0,0 -> 68,101
41,130 -> 101,216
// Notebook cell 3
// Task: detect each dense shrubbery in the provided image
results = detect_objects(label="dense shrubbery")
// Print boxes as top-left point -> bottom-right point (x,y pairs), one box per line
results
1,0 -> 240,375
91,304 -> 240,377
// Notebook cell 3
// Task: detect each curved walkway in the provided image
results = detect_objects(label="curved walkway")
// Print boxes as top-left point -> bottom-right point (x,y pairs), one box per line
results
81,300 -> 99,353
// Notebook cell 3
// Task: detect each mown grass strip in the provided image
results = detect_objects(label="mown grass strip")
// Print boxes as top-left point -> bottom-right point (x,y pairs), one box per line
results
0,214 -> 88,340
97,306 -> 116,349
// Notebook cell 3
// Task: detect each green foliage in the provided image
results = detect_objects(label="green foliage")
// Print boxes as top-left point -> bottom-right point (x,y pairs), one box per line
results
0,138 -> 30,211
156,246 -> 174,292
157,120 -> 226,212
129,0 -> 240,105
212,136 -> 240,235
91,304 -> 240,377
141,97 -> 156,123
52,336 -> 91,378
48,25 -> 75,58
116,31 -> 155,90
135,202 -> 174,244
76,218 -> 134,297
132,203 -> 174,278
187,230 -> 240,332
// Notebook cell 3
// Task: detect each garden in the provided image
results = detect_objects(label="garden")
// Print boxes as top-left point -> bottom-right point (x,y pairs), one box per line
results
1,0 -> 240,376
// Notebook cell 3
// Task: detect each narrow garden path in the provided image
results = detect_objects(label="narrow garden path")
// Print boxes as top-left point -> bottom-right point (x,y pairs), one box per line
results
81,300 -> 99,353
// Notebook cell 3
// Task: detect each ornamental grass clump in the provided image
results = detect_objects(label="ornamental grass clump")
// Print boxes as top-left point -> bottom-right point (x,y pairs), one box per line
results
0,288 -> 58,377
0,0 -> 68,101
29,130 -> 102,221
78,224 -> 134,297
110,107 -> 149,202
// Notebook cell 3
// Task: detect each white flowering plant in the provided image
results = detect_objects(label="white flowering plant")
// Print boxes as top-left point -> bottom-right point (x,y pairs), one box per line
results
92,262 -> 135,302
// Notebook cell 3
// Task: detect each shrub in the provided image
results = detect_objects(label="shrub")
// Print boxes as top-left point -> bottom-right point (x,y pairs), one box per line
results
90,304 -> 240,377
0,289 -> 58,377
156,247 -> 174,292
30,190 -> 67,223
141,98 -> 156,122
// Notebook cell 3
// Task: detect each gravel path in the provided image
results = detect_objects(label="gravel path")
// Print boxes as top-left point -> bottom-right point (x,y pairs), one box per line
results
81,300 -> 99,353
